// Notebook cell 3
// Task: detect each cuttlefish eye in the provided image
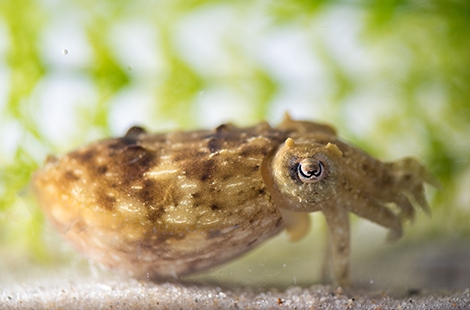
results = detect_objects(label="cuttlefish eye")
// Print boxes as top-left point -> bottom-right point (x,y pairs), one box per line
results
297,158 -> 326,183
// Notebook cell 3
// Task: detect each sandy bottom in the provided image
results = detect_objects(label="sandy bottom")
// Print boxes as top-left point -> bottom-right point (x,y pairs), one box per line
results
1,275 -> 469,309
1,234 -> 470,309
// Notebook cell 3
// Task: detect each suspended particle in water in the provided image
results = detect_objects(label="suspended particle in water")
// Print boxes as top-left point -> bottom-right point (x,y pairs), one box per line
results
62,49 -> 68,55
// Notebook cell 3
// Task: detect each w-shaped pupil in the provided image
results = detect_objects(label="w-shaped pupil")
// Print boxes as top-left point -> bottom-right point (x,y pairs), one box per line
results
298,160 -> 324,181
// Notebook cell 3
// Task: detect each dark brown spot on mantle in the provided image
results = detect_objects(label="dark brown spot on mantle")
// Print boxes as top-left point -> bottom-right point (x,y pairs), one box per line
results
125,126 -> 147,138
207,138 -> 222,154
207,229 -> 221,239
97,194 -> 116,211
96,165 -> 108,175
64,170 -> 80,181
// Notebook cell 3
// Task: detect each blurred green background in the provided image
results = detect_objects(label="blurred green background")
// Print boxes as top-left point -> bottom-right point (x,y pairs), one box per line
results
0,0 -> 469,287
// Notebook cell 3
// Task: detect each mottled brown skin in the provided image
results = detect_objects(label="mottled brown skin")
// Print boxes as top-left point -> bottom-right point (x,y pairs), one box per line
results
33,114 -> 437,286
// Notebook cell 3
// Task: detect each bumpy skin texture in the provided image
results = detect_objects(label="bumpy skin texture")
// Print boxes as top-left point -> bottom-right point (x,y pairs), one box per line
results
33,115 -> 436,286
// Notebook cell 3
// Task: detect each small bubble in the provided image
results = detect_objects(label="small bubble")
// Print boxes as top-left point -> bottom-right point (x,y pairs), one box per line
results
62,49 -> 68,55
